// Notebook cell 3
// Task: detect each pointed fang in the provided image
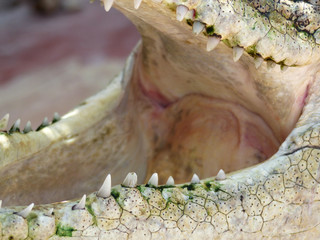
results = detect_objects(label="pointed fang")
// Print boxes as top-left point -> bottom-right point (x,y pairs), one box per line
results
123,172 -> 137,187
0,114 -> 9,131
193,21 -> 205,35
9,118 -> 21,133
48,208 -> 54,215
134,0 -> 142,9
216,169 -> 226,180
103,0 -> 114,12
17,203 -> 34,218
23,121 -> 32,133
36,117 -> 49,131
0,200 -> 2,209
254,56 -> 263,69
176,5 -> 188,22
52,112 -> 61,123
166,176 -> 175,185
97,174 -> 111,198
73,195 -> 86,210
191,173 -> 200,184
206,36 -> 220,52
233,46 -> 244,62
148,173 -> 158,186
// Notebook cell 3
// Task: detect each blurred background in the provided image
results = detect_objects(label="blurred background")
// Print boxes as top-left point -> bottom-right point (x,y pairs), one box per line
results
0,0 -> 140,129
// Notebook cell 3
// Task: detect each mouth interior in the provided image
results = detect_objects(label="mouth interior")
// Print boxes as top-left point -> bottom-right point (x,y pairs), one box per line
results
0,4 -> 317,205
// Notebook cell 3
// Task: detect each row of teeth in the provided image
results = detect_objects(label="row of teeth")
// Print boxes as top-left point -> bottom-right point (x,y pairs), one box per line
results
0,169 -> 226,218
0,112 -> 61,134
101,0 -> 289,70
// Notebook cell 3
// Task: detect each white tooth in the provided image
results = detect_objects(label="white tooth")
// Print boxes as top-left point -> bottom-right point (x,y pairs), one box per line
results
166,176 -> 175,185
193,21 -> 205,35
123,172 -> 138,187
0,200 -> 2,209
23,121 -> 32,133
281,65 -> 288,71
0,114 -> 9,131
148,173 -> 158,186
216,169 -> 226,180
48,208 -> 54,215
103,0 -> 114,12
10,118 -> 21,132
134,0 -> 142,9
191,173 -> 200,184
53,112 -> 61,122
73,195 -> 86,210
42,117 -> 49,126
233,46 -> 244,62
97,174 -> 111,198
206,36 -> 220,52
254,56 -> 263,69
176,5 -> 188,22
17,203 -> 34,218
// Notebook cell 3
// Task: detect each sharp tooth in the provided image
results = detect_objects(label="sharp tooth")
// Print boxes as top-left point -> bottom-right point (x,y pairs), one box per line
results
103,0 -> 114,12
73,195 -> 86,210
206,36 -> 220,52
233,46 -> 244,62
23,121 -> 32,133
123,172 -> 137,187
36,117 -> 49,131
176,5 -> 188,22
216,169 -> 226,180
9,119 -> 21,133
0,114 -> 9,131
52,112 -> 61,123
0,200 -> 2,209
48,208 -> 54,215
97,174 -> 111,198
148,173 -> 158,186
166,176 -> 175,185
193,21 -> 205,35
134,0 -> 142,9
191,173 -> 200,184
254,56 -> 263,69
17,203 -> 34,218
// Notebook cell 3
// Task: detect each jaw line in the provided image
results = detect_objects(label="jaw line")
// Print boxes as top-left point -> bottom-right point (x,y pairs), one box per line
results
1,0 -> 320,238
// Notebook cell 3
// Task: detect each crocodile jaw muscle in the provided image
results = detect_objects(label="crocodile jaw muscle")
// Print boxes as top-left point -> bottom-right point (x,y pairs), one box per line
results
1,0 -> 320,239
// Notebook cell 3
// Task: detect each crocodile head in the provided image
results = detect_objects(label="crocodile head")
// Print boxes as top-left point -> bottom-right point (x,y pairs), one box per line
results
1,0 -> 320,239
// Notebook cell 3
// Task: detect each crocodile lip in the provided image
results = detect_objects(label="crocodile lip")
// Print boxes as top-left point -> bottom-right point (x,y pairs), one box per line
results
0,0 -> 319,206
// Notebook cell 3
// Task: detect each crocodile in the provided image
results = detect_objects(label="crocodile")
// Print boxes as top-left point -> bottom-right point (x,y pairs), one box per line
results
1,0 -> 320,238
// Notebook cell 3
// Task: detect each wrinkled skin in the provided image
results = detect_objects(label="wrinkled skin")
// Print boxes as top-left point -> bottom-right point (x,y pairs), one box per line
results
1,0 -> 320,239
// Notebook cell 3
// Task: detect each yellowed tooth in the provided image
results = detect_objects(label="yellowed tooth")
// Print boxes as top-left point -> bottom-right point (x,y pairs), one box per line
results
97,174 -> 111,198
176,5 -> 188,22
103,0 -> 114,12
206,36 -> 220,52
233,46 -> 244,62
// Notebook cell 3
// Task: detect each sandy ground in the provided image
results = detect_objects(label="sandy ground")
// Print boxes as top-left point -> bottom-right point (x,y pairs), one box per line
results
0,1 -> 140,128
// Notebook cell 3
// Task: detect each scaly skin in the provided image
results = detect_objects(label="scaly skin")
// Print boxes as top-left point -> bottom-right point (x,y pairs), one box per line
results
1,0 -> 320,239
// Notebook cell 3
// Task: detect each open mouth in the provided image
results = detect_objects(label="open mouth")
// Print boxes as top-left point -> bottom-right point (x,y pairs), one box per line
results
1,0 -> 320,239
